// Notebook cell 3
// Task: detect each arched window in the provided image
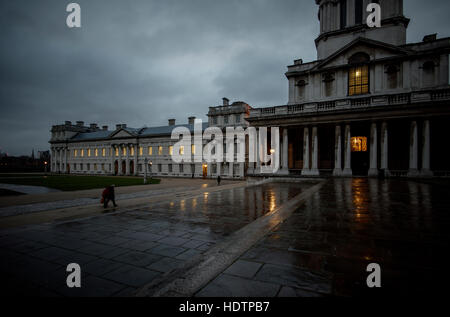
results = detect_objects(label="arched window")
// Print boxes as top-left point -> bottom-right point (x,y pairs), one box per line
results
348,53 -> 370,96
423,61 -> 436,87
386,64 -> 400,89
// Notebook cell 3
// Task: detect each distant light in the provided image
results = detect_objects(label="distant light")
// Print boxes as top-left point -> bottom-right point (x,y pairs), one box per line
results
270,149 -> 276,154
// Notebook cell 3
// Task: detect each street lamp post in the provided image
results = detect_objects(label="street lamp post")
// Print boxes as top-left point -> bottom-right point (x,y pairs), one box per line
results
144,158 -> 148,184
149,161 -> 153,180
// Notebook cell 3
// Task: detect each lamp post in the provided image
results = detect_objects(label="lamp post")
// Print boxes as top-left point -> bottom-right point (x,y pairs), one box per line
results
144,157 -> 148,184
149,161 -> 153,180
44,161 -> 48,175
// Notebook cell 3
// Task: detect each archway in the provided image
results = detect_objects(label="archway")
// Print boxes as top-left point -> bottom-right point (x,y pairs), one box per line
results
121,161 -> 126,175
351,123 -> 370,176
114,161 -> 119,175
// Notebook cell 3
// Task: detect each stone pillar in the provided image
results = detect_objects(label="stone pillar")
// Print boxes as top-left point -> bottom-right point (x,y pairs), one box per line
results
239,163 -> 245,178
281,128 -> 289,174
421,120 -> 433,177
255,129 -> 261,174
301,127 -> 310,176
408,121 -> 419,177
310,126 -> 319,176
333,125 -> 342,176
368,123 -> 378,177
59,149 -> 63,173
343,124 -> 352,176
134,144 -> 138,175
380,122 -> 390,177
125,145 -> 130,176
217,162 -> 222,177
118,145 -> 123,175
229,162 -> 234,178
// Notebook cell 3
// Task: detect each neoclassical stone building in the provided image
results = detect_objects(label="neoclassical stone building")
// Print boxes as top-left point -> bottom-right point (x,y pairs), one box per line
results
248,0 -> 450,177
49,99 -> 251,179
51,0 -> 450,179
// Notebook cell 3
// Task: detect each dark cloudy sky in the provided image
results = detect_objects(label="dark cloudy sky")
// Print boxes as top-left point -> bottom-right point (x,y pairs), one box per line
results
1,0 -> 450,156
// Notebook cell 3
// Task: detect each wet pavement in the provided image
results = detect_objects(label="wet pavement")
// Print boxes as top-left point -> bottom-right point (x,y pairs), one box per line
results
0,181 -> 313,297
0,183 -> 61,195
196,178 -> 450,297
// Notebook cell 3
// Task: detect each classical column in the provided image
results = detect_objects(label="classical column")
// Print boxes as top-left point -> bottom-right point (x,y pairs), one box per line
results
281,128 -> 289,174
229,162 -> 234,178
217,162 -> 222,177
333,125 -> 342,176
421,120 -> 433,177
408,121 -> 419,177
134,144 -> 138,175
125,145 -> 130,175
255,129 -> 261,174
301,127 -> 310,176
59,149 -> 63,173
380,122 -> 390,177
118,145 -> 123,175
310,126 -> 319,176
368,123 -> 378,177
343,124 -> 352,176
239,163 -> 245,178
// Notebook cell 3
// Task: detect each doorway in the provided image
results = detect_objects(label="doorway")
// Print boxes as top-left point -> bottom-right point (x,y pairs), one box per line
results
351,124 -> 370,176
114,161 -> 119,175
202,164 -> 208,178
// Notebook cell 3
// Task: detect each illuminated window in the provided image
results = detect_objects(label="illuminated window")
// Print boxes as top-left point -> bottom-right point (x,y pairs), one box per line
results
351,137 -> 368,152
191,145 -> 196,155
130,147 -> 134,156
81,149 -> 84,157
179,146 -> 184,155
74,149 -> 78,157
95,148 -> 98,157
122,147 -> 127,156
139,146 -> 143,156
148,146 -> 153,156
115,148 -> 119,157
169,146 -> 173,156
102,148 -> 106,157
158,146 -> 163,155
87,149 -> 91,157
349,65 -> 369,96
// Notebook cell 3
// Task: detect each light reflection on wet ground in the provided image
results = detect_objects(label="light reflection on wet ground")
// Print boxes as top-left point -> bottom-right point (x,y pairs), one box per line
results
0,181 -> 316,296
208,178 -> 450,297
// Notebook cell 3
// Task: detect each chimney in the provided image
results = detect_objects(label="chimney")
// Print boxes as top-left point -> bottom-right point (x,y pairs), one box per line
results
76,121 -> 84,127
65,121 -> 72,126
188,117 -> 196,125
223,98 -> 230,106
121,124 -> 127,129
423,34 -> 437,42
90,123 -> 98,130
168,119 -> 176,126
116,124 -> 122,130
102,125 -> 108,131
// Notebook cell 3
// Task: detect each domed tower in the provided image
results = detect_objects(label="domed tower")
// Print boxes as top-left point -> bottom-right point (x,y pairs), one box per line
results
315,0 -> 410,59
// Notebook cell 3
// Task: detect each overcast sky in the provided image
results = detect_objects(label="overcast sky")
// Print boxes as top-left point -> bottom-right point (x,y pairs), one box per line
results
1,0 -> 450,156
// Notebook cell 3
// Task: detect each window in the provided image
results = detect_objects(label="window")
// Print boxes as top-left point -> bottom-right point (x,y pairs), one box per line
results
158,146 -> 163,156
87,163 -> 90,170
191,145 -> 196,155
158,164 -> 162,172
323,72 -> 335,97
355,0 -> 363,24
213,117 -> 217,124
95,148 -> 98,157
139,146 -> 143,156
101,163 -> 105,171
179,164 -> 184,173
340,0 -> 347,29
169,146 -> 173,156
148,146 -> 153,156
224,116 -> 229,124
349,65 -> 369,96
179,146 -> 184,155
80,163 -> 83,170
296,79 -> 307,99
94,163 -> 97,171
102,148 -> 106,157
74,149 -> 78,157
87,149 -> 91,157
130,147 -> 134,156
386,64 -> 399,89
74,163 -> 77,171
235,114 -> 241,123
423,61 -> 436,87
168,164 -> 172,173
81,149 -> 84,157
122,147 -> 127,156
351,137 -> 368,152
115,148 -> 119,157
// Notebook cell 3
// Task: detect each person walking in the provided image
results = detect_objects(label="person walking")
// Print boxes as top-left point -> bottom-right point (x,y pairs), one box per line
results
101,185 -> 118,208
217,175 -> 221,186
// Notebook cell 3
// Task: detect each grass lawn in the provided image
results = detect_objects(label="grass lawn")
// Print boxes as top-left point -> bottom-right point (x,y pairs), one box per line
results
0,175 -> 160,191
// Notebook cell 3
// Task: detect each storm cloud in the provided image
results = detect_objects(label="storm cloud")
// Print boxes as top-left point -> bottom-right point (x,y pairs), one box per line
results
1,0 -> 449,155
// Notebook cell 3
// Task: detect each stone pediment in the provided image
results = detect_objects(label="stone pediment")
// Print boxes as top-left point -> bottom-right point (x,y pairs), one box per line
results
109,129 -> 135,139
313,37 -> 412,71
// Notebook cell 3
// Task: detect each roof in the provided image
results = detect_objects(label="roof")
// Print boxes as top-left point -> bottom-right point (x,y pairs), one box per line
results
69,122 -> 209,141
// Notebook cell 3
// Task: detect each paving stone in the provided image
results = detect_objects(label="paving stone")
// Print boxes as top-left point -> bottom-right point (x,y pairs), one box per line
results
158,237 -> 190,247
118,240 -> 159,252
196,274 -> 280,297
148,244 -> 187,257
223,260 -> 263,279
103,265 -> 160,287
182,239 -> 206,249
147,257 -> 184,273
175,248 -> 202,260
83,258 -> 125,276
112,251 -> 162,267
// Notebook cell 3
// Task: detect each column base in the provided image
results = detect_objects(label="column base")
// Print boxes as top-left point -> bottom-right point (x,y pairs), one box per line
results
333,169 -> 342,177
342,168 -> 353,177
368,168 -> 379,177
278,168 -> 290,175
302,169 -> 319,176
420,169 -> 434,178
407,169 -> 420,178
301,169 -> 311,176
